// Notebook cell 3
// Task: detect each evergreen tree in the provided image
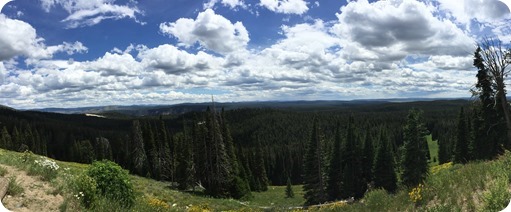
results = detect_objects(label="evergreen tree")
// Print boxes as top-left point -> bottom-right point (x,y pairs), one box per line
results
372,130 -> 397,193
302,120 -> 327,205
453,107 -> 469,163
12,126 -> 21,151
176,132 -> 195,190
205,107 -> 232,198
0,126 -> 11,150
253,138 -> 269,192
131,120 -> 147,175
401,109 -> 429,187
361,131 -> 374,184
286,176 -> 294,198
471,46 -> 502,160
340,116 -> 366,199
326,122 -> 342,201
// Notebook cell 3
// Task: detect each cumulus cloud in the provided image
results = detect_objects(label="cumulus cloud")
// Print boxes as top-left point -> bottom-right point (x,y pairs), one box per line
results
0,0 -> 489,109
437,0 -> 510,26
39,0 -> 143,28
204,0 -> 246,10
0,14 -> 87,61
259,0 -> 308,15
332,0 -> 474,62
137,44 -> 223,75
160,9 -> 249,55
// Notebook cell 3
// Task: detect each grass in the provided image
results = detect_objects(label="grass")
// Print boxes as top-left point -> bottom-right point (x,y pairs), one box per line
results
7,176 -> 24,196
427,135 -> 439,166
0,147 -> 508,211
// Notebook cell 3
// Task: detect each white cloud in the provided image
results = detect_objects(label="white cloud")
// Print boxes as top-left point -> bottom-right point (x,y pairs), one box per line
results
204,0 -> 246,10
436,0 -> 509,26
332,0 -> 474,62
0,14 -> 87,61
160,9 -> 249,55
259,0 -> 308,15
87,52 -> 140,76
137,44 -> 223,75
39,0 -> 142,28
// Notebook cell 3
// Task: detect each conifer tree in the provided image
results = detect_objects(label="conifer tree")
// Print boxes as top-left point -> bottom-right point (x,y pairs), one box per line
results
131,120 -> 147,175
453,107 -> 469,163
471,46 -> 502,159
372,130 -> 397,193
362,131 -> 374,184
12,126 -> 21,151
205,107 -> 232,197
326,122 -> 342,201
253,138 -> 269,192
220,109 -> 251,199
0,126 -> 11,150
176,132 -> 195,190
286,176 -> 294,198
303,120 -> 327,205
339,116 -> 366,199
401,109 -> 429,187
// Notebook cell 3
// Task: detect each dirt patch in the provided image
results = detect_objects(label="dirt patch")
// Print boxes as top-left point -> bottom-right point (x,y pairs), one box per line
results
1,165 -> 64,212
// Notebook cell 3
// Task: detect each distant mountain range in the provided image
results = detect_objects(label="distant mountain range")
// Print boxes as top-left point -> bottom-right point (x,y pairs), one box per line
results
23,98 -> 470,117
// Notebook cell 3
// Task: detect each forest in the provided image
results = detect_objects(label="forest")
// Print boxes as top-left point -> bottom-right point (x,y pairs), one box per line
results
0,41 -> 509,206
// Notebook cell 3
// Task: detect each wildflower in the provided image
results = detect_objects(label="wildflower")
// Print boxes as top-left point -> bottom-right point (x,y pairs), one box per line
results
409,183 -> 424,205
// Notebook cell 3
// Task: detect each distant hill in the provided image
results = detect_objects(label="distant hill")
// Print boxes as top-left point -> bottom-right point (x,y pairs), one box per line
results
30,98 -> 470,117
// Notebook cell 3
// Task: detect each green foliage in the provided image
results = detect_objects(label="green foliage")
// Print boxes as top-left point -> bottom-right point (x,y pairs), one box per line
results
482,176 -> 510,212
86,160 -> 135,208
229,176 -> 252,200
7,176 -> 23,196
28,156 -> 60,181
372,130 -> 397,193
401,109 -> 429,187
339,116 -> 366,199
453,107 -> 469,163
252,139 -> 269,192
285,176 -> 294,198
363,189 -> 393,211
302,120 -> 327,205
327,122 -> 343,201
71,173 -> 98,208
131,120 -> 147,176
0,166 -> 7,176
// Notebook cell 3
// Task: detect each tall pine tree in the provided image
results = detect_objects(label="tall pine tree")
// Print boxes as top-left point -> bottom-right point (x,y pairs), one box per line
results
372,130 -> 397,193
401,109 -> 429,187
453,107 -> 469,163
327,122 -> 342,201
303,120 -> 327,205
339,116 -> 366,199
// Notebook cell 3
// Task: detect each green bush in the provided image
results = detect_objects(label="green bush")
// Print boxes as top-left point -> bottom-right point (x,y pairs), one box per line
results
86,160 -> 135,208
7,176 -> 23,196
71,173 -> 97,208
482,176 -> 510,212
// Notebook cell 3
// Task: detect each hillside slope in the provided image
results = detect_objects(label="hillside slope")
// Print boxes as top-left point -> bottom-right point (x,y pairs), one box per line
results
0,148 -> 508,211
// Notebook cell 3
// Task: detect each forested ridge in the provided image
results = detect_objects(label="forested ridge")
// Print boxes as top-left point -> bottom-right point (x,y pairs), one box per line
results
0,99 -> 465,195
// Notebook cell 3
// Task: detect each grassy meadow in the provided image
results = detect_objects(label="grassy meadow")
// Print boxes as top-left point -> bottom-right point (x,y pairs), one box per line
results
0,142 -> 508,211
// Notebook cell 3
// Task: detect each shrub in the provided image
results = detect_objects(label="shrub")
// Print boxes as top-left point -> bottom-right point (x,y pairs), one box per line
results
0,166 -> 7,176
7,176 -> 23,196
482,177 -> 510,212
86,160 -> 135,208
147,197 -> 170,211
71,173 -> 97,208
409,183 -> 424,205
28,156 -> 59,181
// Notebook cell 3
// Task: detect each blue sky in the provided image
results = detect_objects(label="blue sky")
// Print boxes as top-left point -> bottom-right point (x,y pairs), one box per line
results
0,0 -> 510,109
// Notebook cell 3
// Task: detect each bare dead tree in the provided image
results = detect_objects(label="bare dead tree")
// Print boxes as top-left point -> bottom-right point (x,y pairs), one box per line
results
479,38 -> 511,148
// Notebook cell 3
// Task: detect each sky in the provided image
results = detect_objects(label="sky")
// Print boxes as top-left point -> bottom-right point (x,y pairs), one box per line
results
0,0 -> 510,109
